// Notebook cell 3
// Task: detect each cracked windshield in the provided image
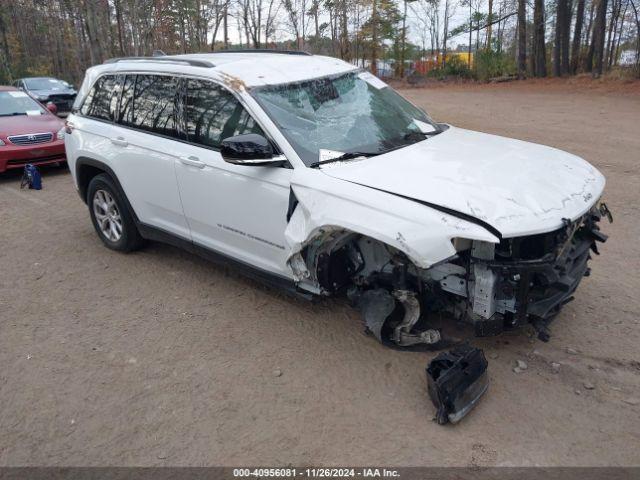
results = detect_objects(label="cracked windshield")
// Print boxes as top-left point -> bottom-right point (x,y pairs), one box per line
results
252,71 -> 439,166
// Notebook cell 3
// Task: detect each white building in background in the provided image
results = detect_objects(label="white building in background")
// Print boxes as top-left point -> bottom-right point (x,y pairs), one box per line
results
358,59 -> 395,77
619,49 -> 639,66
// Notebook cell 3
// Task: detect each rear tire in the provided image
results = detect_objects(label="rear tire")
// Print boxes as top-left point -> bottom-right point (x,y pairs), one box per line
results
87,173 -> 143,252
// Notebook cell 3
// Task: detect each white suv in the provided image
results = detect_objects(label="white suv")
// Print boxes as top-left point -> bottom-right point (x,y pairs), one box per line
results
65,51 -> 610,348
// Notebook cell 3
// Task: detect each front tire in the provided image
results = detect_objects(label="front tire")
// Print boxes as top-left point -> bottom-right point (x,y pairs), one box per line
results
87,173 -> 143,252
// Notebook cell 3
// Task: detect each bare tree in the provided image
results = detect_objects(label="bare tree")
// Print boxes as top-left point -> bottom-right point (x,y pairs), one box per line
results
571,0 -> 587,72
516,0 -> 526,76
629,0 -> 640,75
82,0 -> 106,64
553,0 -> 571,75
399,0 -> 418,75
442,0 -> 455,66
371,0 -> 379,73
282,0 -> 308,48
532,0 -> 547,76
589,0 -> 609,75
206,0 -> 231,50
410,0 -> 440,56
339,0 -> 351,60
0,6 -> 12,81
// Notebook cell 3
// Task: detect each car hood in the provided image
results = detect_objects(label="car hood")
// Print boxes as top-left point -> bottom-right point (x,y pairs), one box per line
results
0,114 -> 63,137
320,126 -> 605,237
30,88 -> 76,97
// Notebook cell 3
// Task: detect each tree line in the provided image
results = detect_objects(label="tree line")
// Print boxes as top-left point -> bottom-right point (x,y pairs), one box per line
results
0,0 -> 638,85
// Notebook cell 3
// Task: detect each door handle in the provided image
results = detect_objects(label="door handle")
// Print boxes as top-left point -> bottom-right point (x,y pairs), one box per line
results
180,156 -> 205,169
110,136 -> 128,147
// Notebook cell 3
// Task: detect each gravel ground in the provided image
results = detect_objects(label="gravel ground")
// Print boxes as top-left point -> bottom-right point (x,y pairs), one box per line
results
1,81 -> 639,467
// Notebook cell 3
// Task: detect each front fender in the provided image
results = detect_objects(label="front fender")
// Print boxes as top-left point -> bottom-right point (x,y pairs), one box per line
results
284,168 -> 500,279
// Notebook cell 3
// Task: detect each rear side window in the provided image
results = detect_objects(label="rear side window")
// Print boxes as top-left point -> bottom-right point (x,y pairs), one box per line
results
80,75 -> 120,121
185,79 -> 263,149
125,75 -> 183,139
117,75 -> 136,126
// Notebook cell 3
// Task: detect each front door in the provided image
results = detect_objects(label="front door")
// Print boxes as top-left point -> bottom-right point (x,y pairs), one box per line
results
174,79 -> 292,277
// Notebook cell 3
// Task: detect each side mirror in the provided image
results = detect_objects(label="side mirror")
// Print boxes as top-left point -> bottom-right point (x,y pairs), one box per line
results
46,102 -> 58,115
220,134 -> 286,167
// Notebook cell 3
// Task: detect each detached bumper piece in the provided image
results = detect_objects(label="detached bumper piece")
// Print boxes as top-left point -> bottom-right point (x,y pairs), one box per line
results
426,345 -> 488,425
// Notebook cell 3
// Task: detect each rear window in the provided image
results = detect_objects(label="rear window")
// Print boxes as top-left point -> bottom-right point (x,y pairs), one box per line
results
0,91 -> 46,116
80,75 -> 120,121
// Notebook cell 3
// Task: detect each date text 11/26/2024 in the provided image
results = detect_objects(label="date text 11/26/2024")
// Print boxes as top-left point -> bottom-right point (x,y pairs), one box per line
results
233,468 -> 400,478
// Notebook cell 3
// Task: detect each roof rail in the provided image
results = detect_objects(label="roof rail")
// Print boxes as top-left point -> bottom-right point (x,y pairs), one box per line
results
216,49 -> 311,56
103,56 -> 215,68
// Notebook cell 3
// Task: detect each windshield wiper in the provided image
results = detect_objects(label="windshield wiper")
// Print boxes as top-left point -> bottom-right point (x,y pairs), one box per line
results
0,112 -> 27,117
404,126 -> 446,141
309,151 -> 379,168
403,131 -> 430,141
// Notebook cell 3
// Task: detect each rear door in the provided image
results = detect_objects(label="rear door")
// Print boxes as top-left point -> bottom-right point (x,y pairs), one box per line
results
107,74 -> 190,239
174,79 -> 292,276
69,74 -> 126,190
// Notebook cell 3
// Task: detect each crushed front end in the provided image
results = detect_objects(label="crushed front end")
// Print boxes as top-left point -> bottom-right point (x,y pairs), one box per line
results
346,203 -> 611,348
433,202 -> 612,342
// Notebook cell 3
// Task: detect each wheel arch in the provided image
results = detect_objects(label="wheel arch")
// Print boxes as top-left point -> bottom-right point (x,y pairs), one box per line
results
76,157 -> 139,223
291,225 -> 421,292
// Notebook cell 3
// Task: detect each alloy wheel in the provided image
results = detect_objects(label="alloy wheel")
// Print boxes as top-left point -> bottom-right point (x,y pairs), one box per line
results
92,189 -> 123,242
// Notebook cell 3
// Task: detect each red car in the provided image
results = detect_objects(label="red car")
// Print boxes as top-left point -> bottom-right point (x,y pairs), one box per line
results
0,85 -> 66,173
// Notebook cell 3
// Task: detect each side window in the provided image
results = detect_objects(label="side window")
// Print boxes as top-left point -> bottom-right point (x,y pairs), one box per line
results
126,74 -> 183,139
80,75 -> 120,121
118,75 -> 136,126
185,79 -> 264,149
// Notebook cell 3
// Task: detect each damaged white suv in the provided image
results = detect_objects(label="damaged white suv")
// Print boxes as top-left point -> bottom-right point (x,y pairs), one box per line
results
66,51 -> 611,348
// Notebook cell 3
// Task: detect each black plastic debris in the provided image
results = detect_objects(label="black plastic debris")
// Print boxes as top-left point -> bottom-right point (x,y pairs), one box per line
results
426,344 -> 489,425
353,288 -> 396,344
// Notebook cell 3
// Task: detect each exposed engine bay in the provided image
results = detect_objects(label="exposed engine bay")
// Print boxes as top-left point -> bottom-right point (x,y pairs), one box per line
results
297,202 -> 612,349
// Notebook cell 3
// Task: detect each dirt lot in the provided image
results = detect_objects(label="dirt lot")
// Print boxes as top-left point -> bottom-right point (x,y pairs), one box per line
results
1,81 -> 639,467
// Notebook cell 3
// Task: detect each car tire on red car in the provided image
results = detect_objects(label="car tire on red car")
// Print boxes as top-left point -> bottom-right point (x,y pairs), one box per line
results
87,173 -> 143,252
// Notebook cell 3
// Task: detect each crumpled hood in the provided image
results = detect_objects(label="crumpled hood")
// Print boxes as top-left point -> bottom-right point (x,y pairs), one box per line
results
320,126 -> 605,237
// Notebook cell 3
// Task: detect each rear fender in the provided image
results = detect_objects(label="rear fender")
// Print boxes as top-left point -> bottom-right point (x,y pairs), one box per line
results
75,157 -> 139,223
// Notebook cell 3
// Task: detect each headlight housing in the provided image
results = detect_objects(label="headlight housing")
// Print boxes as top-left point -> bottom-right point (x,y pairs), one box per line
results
0,139 -> 5,146
56,127 -> 65,140
451,237 -> 472,252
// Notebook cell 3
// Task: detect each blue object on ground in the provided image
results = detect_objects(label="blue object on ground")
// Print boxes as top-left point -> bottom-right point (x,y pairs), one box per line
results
21,164 -> 42,190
